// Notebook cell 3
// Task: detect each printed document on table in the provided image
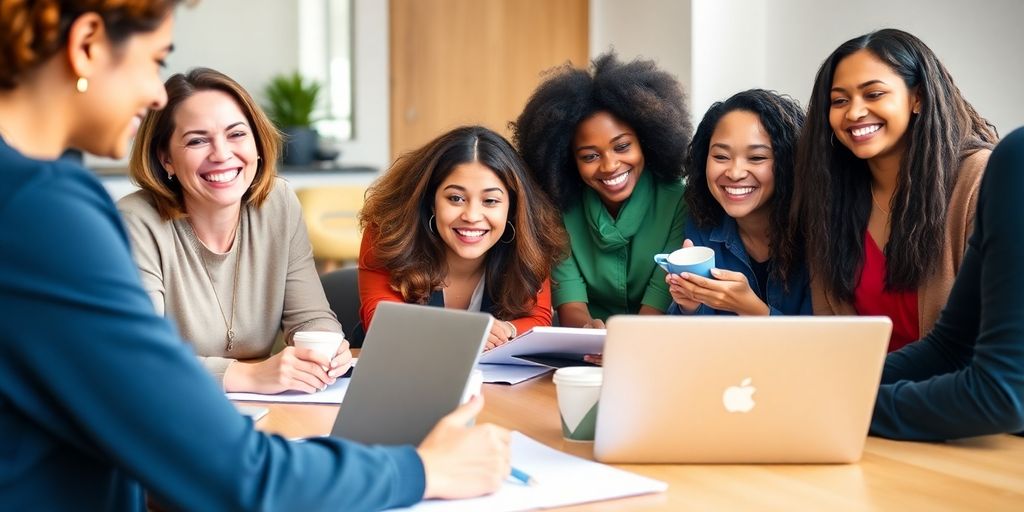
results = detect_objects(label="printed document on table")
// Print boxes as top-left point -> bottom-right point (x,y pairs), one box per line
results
392,432 -> 667,511
226,359 -> 356,404
226,377 -> 351,404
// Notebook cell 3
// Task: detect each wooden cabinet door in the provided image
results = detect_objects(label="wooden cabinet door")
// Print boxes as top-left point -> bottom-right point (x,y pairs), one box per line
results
390,0 -> 588,160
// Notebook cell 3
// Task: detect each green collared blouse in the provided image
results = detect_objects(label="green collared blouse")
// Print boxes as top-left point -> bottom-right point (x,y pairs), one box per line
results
552,170 -> 686,320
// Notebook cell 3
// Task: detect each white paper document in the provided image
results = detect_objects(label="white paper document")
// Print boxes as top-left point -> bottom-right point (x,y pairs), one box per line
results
226,377 -> 351,404
478,327 -> 606,367
478,364 -> 553,384
393,432 -> 667,511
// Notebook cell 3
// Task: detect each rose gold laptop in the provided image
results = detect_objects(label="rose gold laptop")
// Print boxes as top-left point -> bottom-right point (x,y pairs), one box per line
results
594,316 -> 891,463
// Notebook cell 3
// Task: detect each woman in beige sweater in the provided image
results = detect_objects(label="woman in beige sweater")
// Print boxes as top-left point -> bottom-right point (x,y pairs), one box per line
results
119,68 -> 350,394
792,29 -> 997,352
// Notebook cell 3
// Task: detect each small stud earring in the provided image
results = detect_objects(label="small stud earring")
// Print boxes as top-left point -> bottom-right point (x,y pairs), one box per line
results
75,77 -> 88,93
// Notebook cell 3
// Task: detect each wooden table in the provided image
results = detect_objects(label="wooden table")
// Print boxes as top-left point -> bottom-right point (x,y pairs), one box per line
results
248,375 -> 1024,511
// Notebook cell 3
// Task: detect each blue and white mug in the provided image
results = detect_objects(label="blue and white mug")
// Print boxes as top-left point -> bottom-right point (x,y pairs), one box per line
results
654,246 -> 715,278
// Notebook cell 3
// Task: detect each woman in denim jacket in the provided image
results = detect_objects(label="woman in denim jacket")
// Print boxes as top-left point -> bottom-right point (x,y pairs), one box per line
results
668,90 -> 811,316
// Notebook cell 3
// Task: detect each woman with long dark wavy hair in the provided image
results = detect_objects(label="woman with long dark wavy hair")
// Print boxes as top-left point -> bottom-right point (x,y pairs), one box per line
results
512,52 -> 692,329
668,89 -> 810,316
792,28 -> 997,352
358,125 -> 566,349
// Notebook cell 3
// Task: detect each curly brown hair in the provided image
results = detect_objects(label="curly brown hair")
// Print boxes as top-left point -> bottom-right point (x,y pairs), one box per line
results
512,51 -> 692,211
0,0 -> 181,89
360,126 -> 567,320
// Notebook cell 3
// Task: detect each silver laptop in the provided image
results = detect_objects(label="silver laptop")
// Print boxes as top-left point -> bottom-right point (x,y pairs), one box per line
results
330,302 -> 491,445
594,316 -> 891,464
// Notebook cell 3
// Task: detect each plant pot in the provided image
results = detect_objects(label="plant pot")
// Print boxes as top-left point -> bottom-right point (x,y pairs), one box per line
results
282,126 -> 318,166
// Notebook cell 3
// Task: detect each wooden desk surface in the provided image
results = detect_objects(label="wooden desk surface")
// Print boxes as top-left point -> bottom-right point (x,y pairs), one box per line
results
247,375 -> 1024,511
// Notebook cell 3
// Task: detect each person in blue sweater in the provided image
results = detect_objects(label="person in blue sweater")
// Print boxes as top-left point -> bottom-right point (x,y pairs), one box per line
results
0,2 -> 509,510
869,126 -> 1024,440
667,89 -> 811,316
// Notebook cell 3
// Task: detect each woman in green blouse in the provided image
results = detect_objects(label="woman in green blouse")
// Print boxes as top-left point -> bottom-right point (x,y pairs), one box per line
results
513,52 -> 692,328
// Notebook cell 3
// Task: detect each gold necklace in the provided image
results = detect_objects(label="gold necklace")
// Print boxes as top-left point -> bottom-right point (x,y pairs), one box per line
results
871,187 -> 892,216
189,216 -> 243,351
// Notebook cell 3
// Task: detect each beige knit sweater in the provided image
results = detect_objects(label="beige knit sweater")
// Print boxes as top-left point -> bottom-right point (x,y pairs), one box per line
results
118,178 -> 342,384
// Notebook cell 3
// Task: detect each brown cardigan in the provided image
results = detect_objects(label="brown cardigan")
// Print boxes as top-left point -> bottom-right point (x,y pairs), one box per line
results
811,149 -> 991,337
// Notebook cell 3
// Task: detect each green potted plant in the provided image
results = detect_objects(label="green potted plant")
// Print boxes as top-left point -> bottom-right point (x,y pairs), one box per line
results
264,72 -> 322,166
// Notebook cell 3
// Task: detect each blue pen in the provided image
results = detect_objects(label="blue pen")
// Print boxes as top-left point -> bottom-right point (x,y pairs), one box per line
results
510,466 -> 538,486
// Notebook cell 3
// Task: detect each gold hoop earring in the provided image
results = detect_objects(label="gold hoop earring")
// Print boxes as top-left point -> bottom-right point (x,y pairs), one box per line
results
75,77 -> 88,93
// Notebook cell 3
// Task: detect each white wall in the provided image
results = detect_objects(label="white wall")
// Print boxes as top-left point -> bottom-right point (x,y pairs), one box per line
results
763,0 -> 1024,135
589,0 -> 692,97
587,0 -> 1024,134
689,0 -> 766,122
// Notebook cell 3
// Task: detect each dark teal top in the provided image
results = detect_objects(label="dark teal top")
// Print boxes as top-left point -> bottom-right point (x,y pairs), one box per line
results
870,127 -> 1024,440
552,171 -> 686,320
0,138 -> 425,510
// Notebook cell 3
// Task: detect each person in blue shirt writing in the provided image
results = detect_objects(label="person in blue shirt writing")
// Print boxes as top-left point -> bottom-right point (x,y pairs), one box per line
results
668,89 -> 812,316
0,2 -> 509,510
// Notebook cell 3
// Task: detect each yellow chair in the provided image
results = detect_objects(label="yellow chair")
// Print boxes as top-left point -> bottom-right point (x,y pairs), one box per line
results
295,185 -> 366,272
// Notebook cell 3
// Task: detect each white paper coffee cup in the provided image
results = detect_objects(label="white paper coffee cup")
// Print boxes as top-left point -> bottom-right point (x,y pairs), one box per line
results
552,367 -> 603,442
293,331 -> 345,362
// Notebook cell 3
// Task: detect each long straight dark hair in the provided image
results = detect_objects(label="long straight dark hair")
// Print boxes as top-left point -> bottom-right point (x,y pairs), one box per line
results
792,29 -> 997,301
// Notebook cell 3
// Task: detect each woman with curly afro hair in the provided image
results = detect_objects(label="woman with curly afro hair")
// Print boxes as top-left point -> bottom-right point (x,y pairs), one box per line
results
513,51 -> 692,329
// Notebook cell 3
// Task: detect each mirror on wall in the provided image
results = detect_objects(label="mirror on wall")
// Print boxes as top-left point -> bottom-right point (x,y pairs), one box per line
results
299,0 -> 354,142
87,0 -> 354,171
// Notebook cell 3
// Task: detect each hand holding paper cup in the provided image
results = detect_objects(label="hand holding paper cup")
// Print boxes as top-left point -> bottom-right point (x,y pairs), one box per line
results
654,246 -> 715,278
293,331 -> 345,370
553,367 -> 603,442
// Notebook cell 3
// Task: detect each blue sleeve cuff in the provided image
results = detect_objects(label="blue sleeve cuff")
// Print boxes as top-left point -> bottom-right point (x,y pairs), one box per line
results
384,445 -> 426,508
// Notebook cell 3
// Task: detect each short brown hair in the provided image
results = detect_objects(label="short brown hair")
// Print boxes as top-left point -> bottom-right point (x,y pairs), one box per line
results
129,67 -> 281,220
0,0 -> 181,89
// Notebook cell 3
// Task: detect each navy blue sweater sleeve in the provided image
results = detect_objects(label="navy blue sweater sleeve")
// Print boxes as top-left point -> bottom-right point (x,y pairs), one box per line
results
0,162 -> 424,510
870,128 -> 1024,440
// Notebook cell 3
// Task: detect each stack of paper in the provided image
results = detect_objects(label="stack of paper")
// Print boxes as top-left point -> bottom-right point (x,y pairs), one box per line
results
478,327 -> 606,384
226,377 -> 351,404
394,432 -> 667,511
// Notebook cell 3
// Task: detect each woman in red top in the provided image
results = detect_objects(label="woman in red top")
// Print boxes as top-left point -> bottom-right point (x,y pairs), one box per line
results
793,29 -> 997,351
358,126 -> 566,349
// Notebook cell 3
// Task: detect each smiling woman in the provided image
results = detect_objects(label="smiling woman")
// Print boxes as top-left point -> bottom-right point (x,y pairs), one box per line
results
357,125 -> 566,350
792,28 -> 999,352
512,52 -> 692,329
670,89 -> 810,318
119,68 -> 352,395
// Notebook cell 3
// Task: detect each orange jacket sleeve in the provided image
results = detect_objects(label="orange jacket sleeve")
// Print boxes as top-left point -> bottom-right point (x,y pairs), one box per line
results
359,228 -> 554,334
508,278 -> 553,336
357,229 -> 404,330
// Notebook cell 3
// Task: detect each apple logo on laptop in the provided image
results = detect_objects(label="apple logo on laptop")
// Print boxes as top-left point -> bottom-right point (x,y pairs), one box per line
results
723,378 -> 756,413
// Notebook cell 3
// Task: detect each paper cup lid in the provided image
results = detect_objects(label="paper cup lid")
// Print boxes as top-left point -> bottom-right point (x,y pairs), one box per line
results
553,366 -> 603,386
293,331 -> 344,344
